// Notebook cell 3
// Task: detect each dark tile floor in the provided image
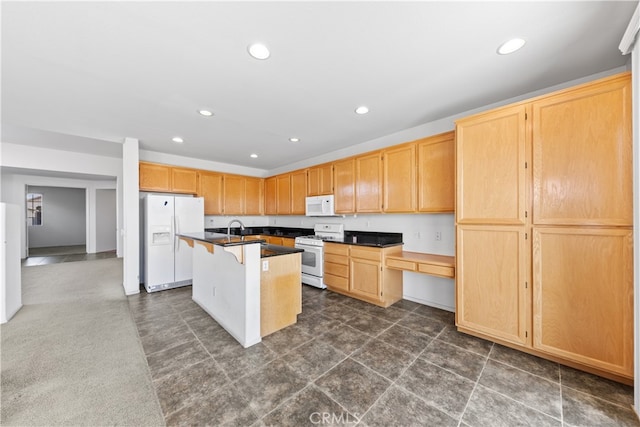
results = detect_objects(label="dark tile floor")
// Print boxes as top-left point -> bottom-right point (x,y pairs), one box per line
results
128,285 -> 639,427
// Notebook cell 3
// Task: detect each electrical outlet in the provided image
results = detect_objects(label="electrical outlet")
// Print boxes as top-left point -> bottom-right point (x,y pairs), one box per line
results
262,260 -> 269,271
414,232 -> 421,239
435,231 -> 442,241
212,287 -> 216,296
367,221 -> 371,227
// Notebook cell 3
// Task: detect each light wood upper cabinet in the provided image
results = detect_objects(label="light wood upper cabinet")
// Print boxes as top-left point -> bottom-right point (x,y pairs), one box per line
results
140,162 -> 172,192
333,158 -> 355,214
245,177 -> 263,215
532,74 -> 632,226
533,227 -> 633,377
223,175 -> 245,215
290,170 -> 307,215
417,132 -> 455,213
383,143 -> 416,213
276,174 -> 291,215
308,163 -> 333,196
170,167 -> 198,194
457,225 -> 529,346
456,105 -> 528,225
197,171 -> 224,215
140,162 -> 197,194
264,177 -> 277,215
356,152 -> 383,213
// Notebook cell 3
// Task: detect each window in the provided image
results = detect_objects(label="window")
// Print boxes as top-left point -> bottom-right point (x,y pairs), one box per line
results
27,193 -> 43,226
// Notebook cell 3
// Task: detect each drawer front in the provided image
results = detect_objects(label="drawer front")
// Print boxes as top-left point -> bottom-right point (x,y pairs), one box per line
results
324,273 -> 349,291
324,243 -> 349,256
350,246 -> 382,261
418,263 -> 455,278
386,258 -> 417,271
324,253 -> 349,265
325,262 -> 349,278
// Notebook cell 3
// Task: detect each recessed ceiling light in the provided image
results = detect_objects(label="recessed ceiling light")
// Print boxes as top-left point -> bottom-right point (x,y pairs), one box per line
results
248,43 -> 270,60
289,137 -> 300,143
497,38 -> 526,55
172,137 -> 184,143
198,109 -> 213,117
250,153 -> 258,158
355,106 -> 369,115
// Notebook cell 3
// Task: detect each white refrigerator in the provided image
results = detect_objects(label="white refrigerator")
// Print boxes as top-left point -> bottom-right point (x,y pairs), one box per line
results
143,194 -> 204,293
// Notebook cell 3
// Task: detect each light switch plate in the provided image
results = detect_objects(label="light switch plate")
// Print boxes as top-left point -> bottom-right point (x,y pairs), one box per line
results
262,260 -> 269,271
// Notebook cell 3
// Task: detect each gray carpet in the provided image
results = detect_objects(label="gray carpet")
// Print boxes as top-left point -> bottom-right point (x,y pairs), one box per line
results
27,245 -> 87,257
1,258 -> 165,426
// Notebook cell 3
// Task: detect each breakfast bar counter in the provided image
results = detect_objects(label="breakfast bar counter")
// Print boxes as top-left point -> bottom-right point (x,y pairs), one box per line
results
178,232 -> 303,347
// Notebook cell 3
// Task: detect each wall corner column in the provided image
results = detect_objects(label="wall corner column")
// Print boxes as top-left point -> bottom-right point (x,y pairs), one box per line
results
122,137 -> 140,295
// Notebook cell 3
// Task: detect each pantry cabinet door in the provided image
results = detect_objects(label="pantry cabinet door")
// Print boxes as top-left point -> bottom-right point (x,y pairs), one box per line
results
532,227 -> 633,378
456,225 -> 529,346
456,105 -> 528,225
532,74 -> 632,226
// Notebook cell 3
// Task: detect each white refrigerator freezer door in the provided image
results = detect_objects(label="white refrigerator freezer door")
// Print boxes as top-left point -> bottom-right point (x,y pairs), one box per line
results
174,197 -> 204,283
145,195 -> 175,288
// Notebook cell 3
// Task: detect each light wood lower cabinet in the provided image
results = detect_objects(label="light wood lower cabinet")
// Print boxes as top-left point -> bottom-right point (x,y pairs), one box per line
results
532,227 -> 634,378
324,243 -> 402,308
456,225 -> 529,347
324,243 -> 350,292
260,252 -> 302,337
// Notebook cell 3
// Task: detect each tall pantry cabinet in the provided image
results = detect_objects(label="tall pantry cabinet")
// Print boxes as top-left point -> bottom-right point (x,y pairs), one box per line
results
455,72 -> 633,381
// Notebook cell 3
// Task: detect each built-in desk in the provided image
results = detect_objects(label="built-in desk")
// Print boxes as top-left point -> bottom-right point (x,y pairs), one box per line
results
386,251 -> 455,279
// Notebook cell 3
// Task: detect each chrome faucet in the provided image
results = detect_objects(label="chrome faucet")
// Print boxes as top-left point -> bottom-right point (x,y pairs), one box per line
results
227,219 -> 246,239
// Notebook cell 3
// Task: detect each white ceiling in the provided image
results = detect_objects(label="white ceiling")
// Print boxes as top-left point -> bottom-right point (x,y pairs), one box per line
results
1,1 -> 636,171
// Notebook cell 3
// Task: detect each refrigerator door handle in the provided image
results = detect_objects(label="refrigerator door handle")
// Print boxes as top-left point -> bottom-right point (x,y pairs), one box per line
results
174,215 -> 180,251
170,215 -> 176,253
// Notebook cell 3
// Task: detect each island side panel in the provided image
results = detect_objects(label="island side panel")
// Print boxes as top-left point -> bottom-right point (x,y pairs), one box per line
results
260,252 -> 302,337
243,243 -> 262,346
191,242 -> 261,347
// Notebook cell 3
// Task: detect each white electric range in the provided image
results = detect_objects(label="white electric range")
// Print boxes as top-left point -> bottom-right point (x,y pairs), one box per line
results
294,223 -> 344,289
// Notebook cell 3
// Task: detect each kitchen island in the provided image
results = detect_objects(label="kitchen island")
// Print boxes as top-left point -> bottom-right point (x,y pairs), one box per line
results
178,232 -> 303,347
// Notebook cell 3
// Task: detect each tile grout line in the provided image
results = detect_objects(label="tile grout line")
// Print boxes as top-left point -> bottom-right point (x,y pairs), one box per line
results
456,342 -> 494,427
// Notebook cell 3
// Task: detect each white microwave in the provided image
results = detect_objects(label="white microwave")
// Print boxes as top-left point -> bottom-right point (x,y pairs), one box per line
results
305,195 -> 336,216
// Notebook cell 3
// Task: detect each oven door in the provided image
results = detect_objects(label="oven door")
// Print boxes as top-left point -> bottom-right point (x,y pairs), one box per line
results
295,242 -> 323,278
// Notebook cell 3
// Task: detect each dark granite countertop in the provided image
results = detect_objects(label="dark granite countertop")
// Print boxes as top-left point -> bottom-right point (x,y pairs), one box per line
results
260,244 -> 304,258
178,232 -> 264,247
179,232 -> 303,257
206,226 -> 313,238
204,226 -> 403,248
326,230 -> 403,248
